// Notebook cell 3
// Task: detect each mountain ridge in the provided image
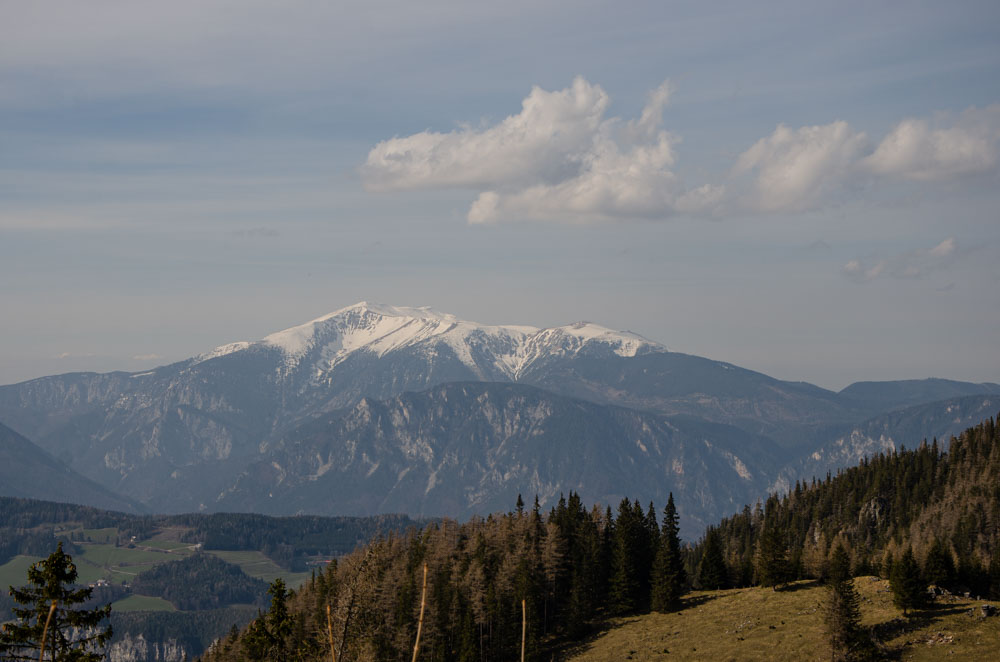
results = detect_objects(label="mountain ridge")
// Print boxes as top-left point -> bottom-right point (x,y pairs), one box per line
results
214,380 -> 782,535
0,302 -> 997,521
195,301 -> 665,381
0,421 -> 141,513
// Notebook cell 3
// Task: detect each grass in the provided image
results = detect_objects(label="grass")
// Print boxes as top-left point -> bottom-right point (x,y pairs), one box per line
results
80,527 -> 118,543
0,555 -> 44,590
110,595 -> 177,612
136,539 -> 198,552
564,578 -> 1000,661
75,543 -> 198,584
206,550 -> 312,588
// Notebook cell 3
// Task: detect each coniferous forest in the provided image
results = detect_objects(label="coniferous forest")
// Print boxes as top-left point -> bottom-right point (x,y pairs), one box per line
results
199,415 -> 1000,661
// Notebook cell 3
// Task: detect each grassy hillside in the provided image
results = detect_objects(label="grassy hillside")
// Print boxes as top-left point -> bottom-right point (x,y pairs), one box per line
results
566,579 -> 999,661
0,555 -> 43,593
208,550 -> 312,588
110,595 -> 177,612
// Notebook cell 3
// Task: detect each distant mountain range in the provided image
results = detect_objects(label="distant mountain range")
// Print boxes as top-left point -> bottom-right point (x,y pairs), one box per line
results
0,421 -> 139,512
1,302 -> 997,533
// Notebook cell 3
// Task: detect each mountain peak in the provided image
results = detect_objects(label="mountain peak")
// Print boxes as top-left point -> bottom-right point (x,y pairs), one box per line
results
333,301 -> 458,322
197,302 -> 666,378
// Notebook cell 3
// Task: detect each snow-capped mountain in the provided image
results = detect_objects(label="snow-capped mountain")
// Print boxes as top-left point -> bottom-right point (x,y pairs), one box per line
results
197,301 -> 663,381
1,301 -> 994,517
0,302 -> 674,511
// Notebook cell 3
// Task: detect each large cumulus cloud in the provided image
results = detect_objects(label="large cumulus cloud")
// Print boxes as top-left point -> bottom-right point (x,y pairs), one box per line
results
363,78 -> 723,223
363,79 -> 1000,223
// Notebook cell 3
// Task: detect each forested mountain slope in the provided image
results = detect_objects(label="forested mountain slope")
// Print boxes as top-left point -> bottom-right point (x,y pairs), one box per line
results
770,393 -> 1000,494
199,414 -> 1000,661
703,413 -> 1000,590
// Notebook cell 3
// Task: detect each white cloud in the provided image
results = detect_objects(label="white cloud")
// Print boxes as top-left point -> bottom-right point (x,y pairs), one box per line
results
864,105 -> 1000,181
52,352 -> 95,359
363,79 -> 1000,222
364,78 -> 722,223
730,106 -> 1000,214
843,237 -> 959,283
363,77 -> 610,192
927,236 -> 956,258
733,121 -> 869,213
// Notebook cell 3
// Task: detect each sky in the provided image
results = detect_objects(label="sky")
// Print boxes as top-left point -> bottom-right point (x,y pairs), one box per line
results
2,0 -> 999,390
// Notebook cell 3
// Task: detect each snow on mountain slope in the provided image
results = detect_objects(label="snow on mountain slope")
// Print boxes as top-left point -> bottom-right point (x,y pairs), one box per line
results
199,302 -> 665,380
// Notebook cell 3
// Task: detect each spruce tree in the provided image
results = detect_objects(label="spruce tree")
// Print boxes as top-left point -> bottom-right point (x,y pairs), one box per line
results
889,547 -> 925,616
609,498 -> 641,614
881,550 -> 894,580
826,543 -> 872,662
266,579 -> 291,654
651,493 -> 686,612
923,537 -> 955,589
0,542 -> 112,661
756,514 -> 790,589
697,528 -> 729,590
989,546 -> 1000,601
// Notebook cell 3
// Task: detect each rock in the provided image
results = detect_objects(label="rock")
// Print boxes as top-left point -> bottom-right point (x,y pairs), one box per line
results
108,634 -> 189,662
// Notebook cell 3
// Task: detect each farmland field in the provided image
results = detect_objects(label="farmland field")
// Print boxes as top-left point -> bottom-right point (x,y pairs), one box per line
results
0,555 -> 43,591
207,550 -> 311,588
111,594 -> 177,612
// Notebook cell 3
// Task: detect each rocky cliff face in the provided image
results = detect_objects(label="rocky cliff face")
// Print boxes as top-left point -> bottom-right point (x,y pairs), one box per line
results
108,634 -> 189,662
769,394 -> 1000,493
216,382 -> 780,536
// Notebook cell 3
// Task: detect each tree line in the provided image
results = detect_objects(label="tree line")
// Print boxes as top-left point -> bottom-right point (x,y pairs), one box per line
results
129,553 -> 269,611
691,414 -> 1000,597
200,492 -> 686,661
201,414 -> 1000,661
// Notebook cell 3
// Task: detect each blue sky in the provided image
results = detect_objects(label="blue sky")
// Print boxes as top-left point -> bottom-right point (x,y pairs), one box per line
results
2,0 -> 999,389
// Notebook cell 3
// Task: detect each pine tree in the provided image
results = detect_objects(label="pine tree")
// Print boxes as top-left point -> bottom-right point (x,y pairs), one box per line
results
241,614 -> 272,660
989,546 -> 1000,601
881,550 -> 894,580
697,528 -> 729,590
756,512 -> 790,589
610,498 -> 643,614
889,547 -> 925,616
0,542 -> 112,661
923,537 -> 955,589
826,543 -> 872,662
266,578 -> 291,656
241,579 -> 293,661
651,494 -> 686,612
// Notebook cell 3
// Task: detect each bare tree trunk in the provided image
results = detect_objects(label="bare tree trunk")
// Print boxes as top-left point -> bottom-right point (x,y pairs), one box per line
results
411,563 -> 428,662
521,598 -> 526,662
326,603 -> 337,662
39,600 -> 57,662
